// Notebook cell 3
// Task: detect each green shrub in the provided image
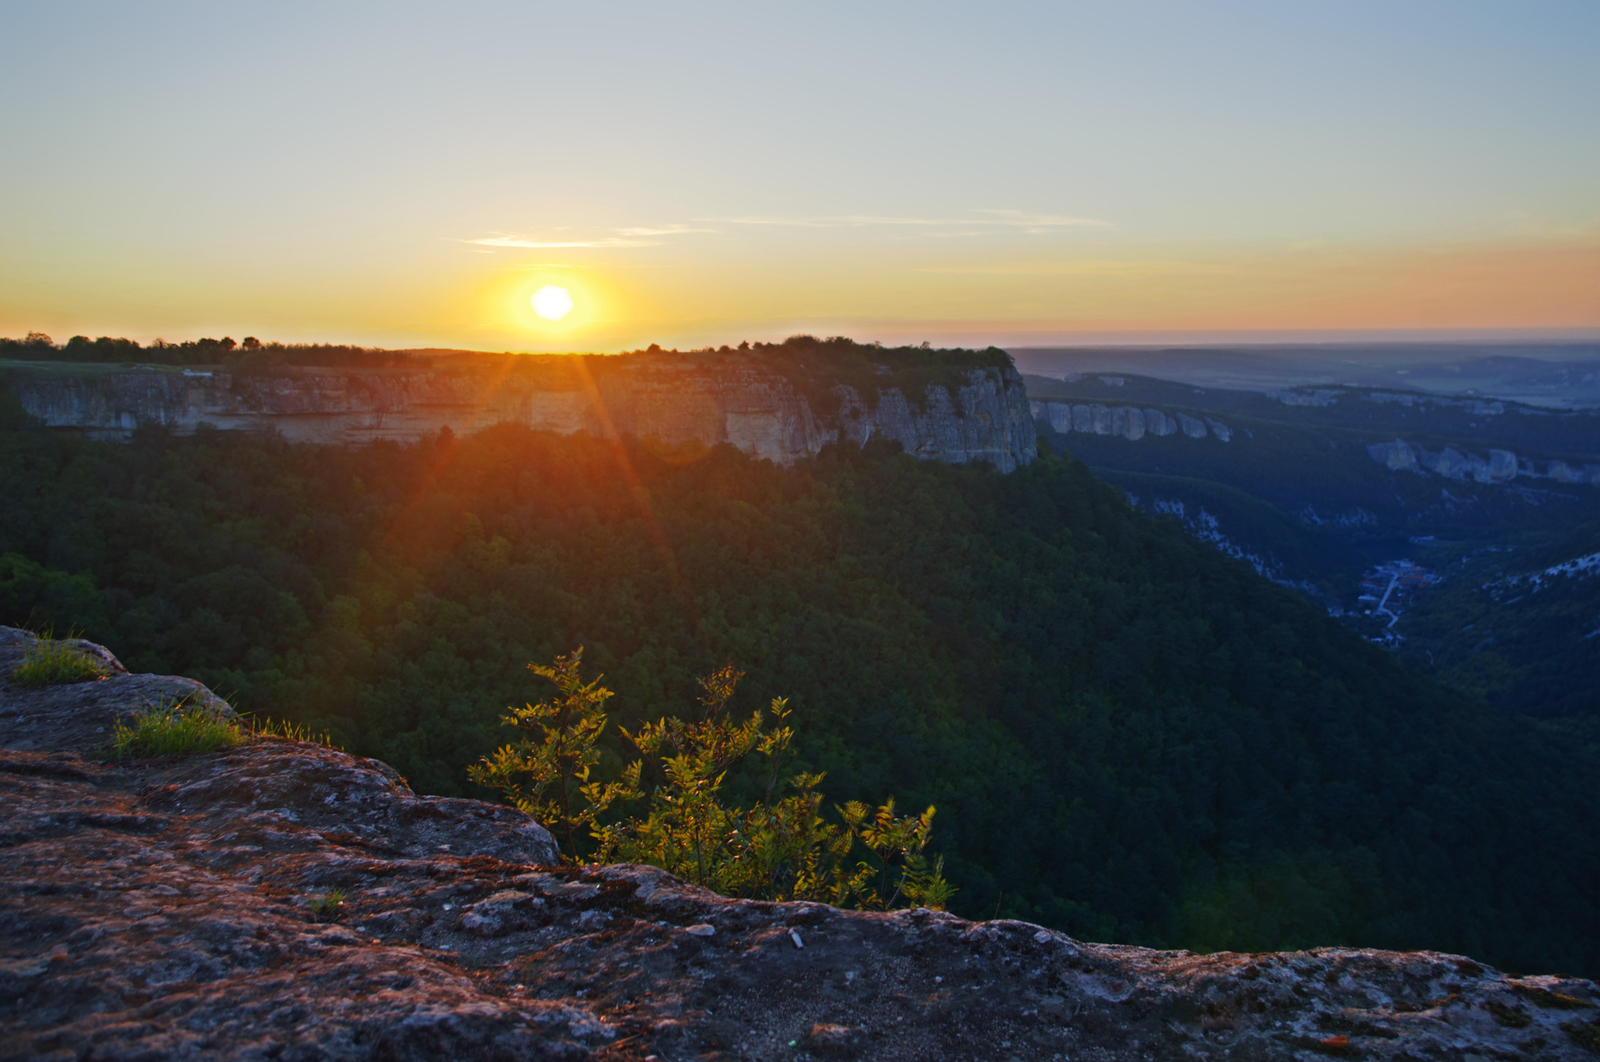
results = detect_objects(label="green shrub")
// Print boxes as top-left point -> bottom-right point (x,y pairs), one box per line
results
109,699 -> 246,760
11,637 -> 111,686
472,650 -> 954,910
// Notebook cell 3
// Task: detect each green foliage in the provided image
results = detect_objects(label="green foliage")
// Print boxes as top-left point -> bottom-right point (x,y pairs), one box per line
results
608,661 -> 951,909
308,888 -> 347,922
468,648 -> 640,860
1,408 -> 1597,975
481,654 -> 952,909
0,554 -> 107,635
109,699 -> 247,760
1396,524 -> 1600,719
617,334 -> 1015,415
11,635 -> 111,686
247,715 -> 341,747
0,332 -> 427,370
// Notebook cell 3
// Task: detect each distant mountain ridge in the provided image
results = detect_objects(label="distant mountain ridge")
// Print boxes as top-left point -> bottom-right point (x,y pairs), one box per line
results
1013,341 -> 1600,409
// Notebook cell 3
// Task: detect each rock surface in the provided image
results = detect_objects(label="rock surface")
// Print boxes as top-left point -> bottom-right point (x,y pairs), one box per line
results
4,631 -> 1599,1061
1030,400 -> 1225,444
9,357 -> 1037,472
1365,439 -> 1600,486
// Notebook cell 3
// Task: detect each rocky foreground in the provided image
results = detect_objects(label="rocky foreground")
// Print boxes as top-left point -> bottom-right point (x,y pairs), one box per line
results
2,628 -> 1598,1061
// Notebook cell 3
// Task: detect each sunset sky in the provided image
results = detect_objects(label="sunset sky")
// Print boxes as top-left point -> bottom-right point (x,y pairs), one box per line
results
2,0 -> 1596,352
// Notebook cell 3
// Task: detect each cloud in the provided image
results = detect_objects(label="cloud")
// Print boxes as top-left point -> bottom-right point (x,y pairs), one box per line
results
464,223 -> 717,250
707,211 -> 1112,233
912,260 -> 1237,277
614,224 -> 719,237
464,212 -> 1109,249
468,234 -> 656,249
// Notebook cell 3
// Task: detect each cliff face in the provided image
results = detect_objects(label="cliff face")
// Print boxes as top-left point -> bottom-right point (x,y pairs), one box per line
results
4,627 -> 1599,1061
1030,399 -> 1233,443
11,358 -> 1037,471
1367,438 -> 1600,486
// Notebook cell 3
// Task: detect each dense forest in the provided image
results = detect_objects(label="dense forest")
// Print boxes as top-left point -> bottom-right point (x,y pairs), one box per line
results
1397,521 -> 1600,721
2,391 -> 1598,978
0,331 -> 1013,419
0,331 -> 426,370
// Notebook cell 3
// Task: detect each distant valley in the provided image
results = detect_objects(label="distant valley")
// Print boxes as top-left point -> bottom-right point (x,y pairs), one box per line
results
1023,352 -> 1600,725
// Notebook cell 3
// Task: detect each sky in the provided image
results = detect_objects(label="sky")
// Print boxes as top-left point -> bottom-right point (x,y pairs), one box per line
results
1,0 -> 1597,353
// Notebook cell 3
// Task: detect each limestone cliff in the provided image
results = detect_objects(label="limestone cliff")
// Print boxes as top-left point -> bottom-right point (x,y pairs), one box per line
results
1367,438 -> 1600,486
8,355 -> 1037,471
4,627 -> 1599,1061
1030,399 -> 1233,443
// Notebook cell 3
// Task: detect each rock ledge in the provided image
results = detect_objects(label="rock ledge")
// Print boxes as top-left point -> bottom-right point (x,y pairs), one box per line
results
2,629 -> 1597,1060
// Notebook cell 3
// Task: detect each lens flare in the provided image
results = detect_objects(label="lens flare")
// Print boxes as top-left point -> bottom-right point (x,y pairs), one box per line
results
532,285 -> 574,321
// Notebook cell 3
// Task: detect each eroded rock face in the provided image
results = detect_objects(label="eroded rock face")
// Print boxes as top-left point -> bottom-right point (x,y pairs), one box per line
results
1363,439 -> 1600,486
1029,401 -> 1226,444
3,635 -> 1598,1060
9,360 -> 1037,472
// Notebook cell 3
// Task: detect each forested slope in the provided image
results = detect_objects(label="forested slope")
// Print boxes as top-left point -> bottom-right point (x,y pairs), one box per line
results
2,398 -> 1597,977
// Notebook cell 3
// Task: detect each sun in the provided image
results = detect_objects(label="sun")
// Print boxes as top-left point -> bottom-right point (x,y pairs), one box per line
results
531,285 -> 574,321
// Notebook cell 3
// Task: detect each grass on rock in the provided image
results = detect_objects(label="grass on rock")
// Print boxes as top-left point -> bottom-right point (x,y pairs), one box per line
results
11,638 -> 111,686
110,700 -> 247,759
108,700 -> 339,761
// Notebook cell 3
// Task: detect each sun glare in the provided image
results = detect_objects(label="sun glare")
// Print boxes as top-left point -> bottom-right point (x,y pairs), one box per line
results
532,285 -> 575,321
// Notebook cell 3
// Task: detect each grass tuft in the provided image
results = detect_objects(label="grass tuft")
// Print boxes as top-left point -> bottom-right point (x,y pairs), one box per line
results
248,716 -> 340,748
11,637 -> 111,686
308,888 -> 347,922
109,698 -> 247,760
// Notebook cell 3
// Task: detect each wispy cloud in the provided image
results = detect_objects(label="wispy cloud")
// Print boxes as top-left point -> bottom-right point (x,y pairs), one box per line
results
464,212 -> 1108,249
469,234 -> 653,249
914,259 -> 1236,277
465,223 -> 717,250
614,223 -> 718,237
707,210 -> 1112,233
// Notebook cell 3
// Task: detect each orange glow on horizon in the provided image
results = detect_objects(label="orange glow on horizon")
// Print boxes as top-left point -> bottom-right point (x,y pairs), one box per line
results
2,237 -> 1592,354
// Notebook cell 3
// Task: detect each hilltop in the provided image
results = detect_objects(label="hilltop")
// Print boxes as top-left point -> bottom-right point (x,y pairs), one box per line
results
0,335 -> 1035,471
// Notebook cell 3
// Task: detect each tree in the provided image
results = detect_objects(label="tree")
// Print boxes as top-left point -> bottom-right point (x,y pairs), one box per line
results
475,651 -> 953,910
468,649 -> 640,861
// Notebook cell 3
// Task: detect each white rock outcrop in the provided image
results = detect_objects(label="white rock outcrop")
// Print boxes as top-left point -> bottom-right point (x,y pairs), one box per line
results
1028,401 -> 1223,443
1365,439 -> 1594,486
12,360 -> 1039,472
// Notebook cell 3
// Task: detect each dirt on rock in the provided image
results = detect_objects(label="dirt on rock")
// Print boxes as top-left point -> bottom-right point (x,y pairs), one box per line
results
3,627 -> 1598,1060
